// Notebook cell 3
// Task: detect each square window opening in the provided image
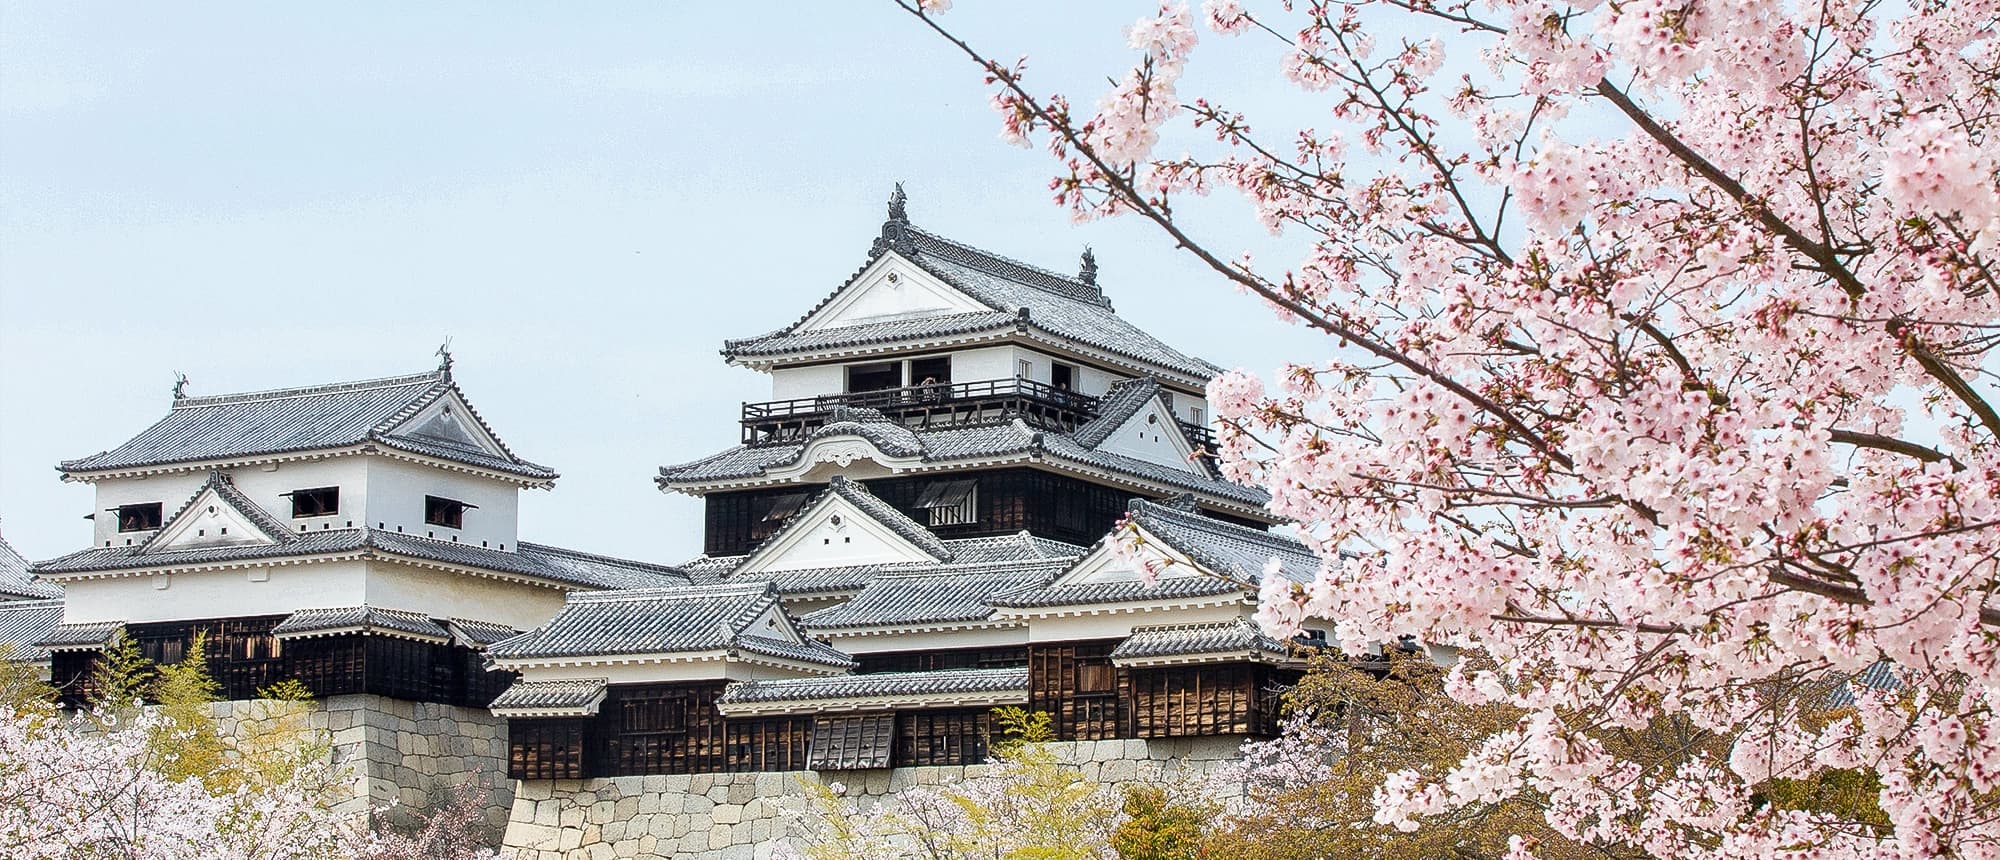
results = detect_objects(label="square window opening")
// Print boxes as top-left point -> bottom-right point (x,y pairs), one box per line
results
909,356 -> 952,389
1050,362 -> 1078,392
288,486 -> 340,518
115,502 -> 163,533
424,495 -> 474,529
845,362 -> 901,394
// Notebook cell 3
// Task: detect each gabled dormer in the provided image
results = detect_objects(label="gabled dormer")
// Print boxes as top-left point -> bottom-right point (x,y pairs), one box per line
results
731,477 -> 951,575
138,471 -> 293,554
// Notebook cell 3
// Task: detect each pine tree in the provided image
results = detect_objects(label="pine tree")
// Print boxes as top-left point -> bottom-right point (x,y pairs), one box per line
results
88,628 -> 153,709
149,630 -> 230,789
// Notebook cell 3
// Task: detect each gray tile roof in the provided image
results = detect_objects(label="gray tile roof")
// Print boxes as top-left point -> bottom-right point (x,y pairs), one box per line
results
716,667 -> 1029,715
801,565 -> 1063,631
0,599 -> 63,662
723,221 -> 1222,382
990,574 -> 1248,609
677,555 -> 743,585
487,582 -> 852,669
489,678 -> 609,716
710,531 -> 1084,598
34,527 -> 687,591
726,310 -> 1018,359
1069,378 -> 1165,449
271,606 -> 451,641
658,418 -> 1269,508
1111,618 -> 1295,665
0,535 -> 59,600
31,524 -> 684,592
1125,499 -> 1322,584
445,618 -> 522,647
39,620 -> 122,652
991,500 -> 1320,609
59,370 -> 557,481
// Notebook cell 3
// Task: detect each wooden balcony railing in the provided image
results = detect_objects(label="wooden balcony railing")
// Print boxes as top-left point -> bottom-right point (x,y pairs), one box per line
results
742,378 -> 1101,445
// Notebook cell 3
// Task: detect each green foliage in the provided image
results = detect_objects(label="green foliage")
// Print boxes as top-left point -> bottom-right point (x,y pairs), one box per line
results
0,643 -> 55,711
150,630 -> 231,788
1762,768 -> 1891,829
1110,785 -> 1214,860
256,678 -> 316,702
990,705 -> 1056,756
89,628 -> 154,708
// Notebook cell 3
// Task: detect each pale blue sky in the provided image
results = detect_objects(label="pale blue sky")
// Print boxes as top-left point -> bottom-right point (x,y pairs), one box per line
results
0,2 -> 1328,564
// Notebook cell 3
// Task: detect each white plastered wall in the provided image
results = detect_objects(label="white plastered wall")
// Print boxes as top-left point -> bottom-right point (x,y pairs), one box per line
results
1023,603 -> 1248,642
822,626 -> 1026,655
88,461 -> 381,550
61,559 -> 371,625
513,659 -> 828,686
363,561 -> 566,630
362,458 -> 520,549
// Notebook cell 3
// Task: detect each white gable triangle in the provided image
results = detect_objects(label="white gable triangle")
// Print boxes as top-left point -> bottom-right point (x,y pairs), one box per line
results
1053,526 -> 1205,587
738,603 -> 802,643
736,492 -> 937,574
385,392 -> 508,458
146,486 -> 284,553
1094,398 -> 1202,474
797,253 -> 989,332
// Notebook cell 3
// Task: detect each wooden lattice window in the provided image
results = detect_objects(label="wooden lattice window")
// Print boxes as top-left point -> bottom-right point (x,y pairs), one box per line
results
726,717 -> 813,772
895,710 -> 991,767
1128,665 -> 1259,738
1029,641 -> 1127,740
510,719 -> 586,780
599,683 -> 728,776
916,479 -> 979,527
808,713 -> 896,770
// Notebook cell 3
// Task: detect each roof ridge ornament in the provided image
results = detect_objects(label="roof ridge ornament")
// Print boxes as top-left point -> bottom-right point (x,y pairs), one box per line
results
871,183 -> 917,258
171,371 -> 190,401
435,337 -> 454,379
1078,247 -> 1098,288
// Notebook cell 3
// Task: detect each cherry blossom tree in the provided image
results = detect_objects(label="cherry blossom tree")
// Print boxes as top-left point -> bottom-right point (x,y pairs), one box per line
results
899,0 -> 2000,855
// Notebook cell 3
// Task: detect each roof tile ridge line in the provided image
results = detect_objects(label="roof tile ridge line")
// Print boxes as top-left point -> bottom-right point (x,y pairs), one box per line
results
0,597 -> 65,610
900,258 -> 1209,381
721,588 -> 783,644
826,477 -> 951,561
568,581 -> 772,601
515,541 -> 691,576
1137,500 -> 1311,554
139,470 -> 296,554
1128,505 -> 1274,584
368,376 -> 530,466
908,226 -> 1109,306
172,370 -> 445,409
1070,378 -> 1164,450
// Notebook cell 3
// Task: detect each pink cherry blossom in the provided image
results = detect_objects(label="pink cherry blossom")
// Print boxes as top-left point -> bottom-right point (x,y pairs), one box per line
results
898,0 -> 2000,854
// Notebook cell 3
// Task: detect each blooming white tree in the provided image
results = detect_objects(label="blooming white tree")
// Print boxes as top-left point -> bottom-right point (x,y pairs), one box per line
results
0,704 -> 355,860
900,0 -> 2000,856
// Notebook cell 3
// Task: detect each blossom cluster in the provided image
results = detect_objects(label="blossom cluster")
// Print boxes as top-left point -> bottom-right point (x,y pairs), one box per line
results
907,0 -> 2000,854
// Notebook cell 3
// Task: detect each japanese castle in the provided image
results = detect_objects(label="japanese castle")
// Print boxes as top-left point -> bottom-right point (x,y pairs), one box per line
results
5,188 -> 1330,782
